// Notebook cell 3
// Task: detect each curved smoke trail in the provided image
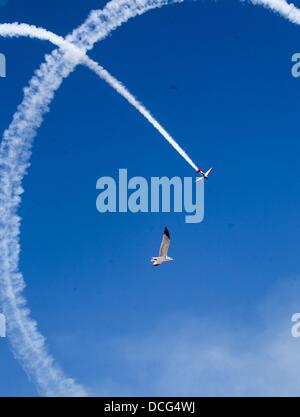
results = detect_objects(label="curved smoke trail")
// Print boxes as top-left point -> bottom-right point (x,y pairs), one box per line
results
0,0 -> 300,397
252,0 -> 300,23
0,23 -> 81,54
0,49 -> 88,397
0,0 -> 188,397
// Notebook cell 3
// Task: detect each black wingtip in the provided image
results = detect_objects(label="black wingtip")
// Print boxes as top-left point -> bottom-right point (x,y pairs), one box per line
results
164,227 -> 170,239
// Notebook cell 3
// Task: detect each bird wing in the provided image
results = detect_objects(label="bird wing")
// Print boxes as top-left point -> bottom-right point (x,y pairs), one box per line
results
159,227 -> 170,257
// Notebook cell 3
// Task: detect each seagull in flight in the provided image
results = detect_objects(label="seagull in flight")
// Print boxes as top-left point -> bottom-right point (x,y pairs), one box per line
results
151,227 -> 174,266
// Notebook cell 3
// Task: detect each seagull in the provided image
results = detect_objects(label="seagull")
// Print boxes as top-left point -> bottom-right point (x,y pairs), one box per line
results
151,227 -> 174,266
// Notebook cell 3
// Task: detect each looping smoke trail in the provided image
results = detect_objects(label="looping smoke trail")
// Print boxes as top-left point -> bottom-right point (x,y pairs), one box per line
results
0,0 -> 300,396
0,0 -> 187,397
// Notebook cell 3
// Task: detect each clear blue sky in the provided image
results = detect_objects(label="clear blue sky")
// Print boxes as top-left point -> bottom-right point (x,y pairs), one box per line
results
1,0 -> 300,396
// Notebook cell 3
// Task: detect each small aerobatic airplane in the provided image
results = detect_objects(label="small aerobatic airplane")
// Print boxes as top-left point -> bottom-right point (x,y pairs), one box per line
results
151,227 -> 174,267
196,167 -> 214,183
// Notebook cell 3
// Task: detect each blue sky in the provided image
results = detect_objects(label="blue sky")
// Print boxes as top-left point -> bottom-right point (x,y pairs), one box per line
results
1,0 -> 300,396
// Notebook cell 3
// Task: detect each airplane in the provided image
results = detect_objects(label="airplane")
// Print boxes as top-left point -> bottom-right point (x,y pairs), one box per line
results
196,167 -> 214,183
151,227 -> 174,267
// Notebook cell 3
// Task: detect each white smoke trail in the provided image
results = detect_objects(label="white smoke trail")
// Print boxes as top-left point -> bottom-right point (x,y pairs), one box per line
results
250,0 -> 300,24
84,58 -> 198,170
0,23 -> 198,170
0,23 -> 77,53
1,0 -> 300,397
0,49 -> 89,396
65,0 -> 183,51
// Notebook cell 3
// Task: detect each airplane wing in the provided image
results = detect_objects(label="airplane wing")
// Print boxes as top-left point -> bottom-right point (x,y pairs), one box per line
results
159,227 -> 170,257
196,177 -> 204,183
205,167 -> 214,177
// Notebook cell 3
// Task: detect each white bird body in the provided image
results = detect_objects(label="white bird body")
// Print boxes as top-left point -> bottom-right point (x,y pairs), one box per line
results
151,256 -> 173,266
151,227 -> 174,267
